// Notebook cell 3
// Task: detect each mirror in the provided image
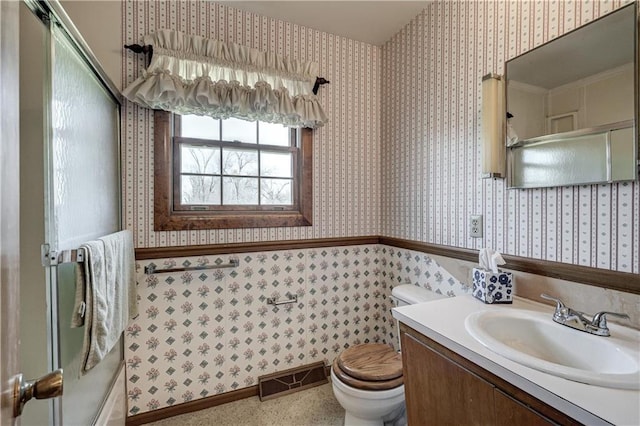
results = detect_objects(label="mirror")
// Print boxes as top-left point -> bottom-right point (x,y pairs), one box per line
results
506,3 -> 638,189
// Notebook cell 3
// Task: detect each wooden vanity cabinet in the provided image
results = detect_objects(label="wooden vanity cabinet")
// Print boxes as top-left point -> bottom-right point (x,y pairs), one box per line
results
400,323 -> 583,426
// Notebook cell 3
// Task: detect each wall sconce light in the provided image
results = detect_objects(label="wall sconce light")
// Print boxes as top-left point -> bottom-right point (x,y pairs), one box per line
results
481,73 -> 505,179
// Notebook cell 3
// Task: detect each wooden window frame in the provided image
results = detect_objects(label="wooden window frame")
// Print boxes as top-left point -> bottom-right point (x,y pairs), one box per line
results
153,110 -> 312,230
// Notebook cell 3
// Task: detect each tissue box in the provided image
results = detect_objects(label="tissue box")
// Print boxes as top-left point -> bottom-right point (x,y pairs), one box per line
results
472,267 -> 514,304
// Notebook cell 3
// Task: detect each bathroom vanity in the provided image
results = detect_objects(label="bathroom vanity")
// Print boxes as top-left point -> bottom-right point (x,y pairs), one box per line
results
393,296 -> 640,425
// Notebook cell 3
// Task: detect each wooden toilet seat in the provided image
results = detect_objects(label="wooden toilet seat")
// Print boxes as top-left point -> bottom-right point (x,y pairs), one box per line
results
332,343 -> 403,390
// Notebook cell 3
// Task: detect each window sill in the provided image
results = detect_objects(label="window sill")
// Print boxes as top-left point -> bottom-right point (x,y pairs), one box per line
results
154,210 -> 312,231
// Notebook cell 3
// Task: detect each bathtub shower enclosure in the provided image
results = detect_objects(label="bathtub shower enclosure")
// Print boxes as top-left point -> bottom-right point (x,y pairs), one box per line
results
19,2 -> 122,425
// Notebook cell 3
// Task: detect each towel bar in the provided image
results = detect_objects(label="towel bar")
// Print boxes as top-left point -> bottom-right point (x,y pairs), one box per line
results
144,259 -> 239,275
41,244 -> 85,267
266,295 -> 298,306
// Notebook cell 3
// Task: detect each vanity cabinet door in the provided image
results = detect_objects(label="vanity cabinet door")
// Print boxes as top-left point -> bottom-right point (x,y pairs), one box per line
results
401,332 -> 496,425
400,325 -> 577,426
494,389 -> 555,426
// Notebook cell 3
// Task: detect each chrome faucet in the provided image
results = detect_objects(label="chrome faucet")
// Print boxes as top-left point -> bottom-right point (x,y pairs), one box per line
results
540,294 -> 630,337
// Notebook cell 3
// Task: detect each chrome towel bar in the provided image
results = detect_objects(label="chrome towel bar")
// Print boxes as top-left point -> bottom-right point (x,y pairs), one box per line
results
41,244 -> 85,267
266,295 -> 298,306
144,259 -> 239,275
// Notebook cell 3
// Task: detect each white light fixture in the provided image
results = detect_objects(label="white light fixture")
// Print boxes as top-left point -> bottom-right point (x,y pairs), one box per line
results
481,73 -> 506,179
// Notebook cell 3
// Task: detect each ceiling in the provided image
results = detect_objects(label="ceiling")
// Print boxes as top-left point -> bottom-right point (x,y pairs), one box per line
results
218,1 -> 429,46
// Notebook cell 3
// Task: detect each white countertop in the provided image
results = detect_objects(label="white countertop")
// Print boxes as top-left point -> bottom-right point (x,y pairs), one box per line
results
392,295 -> 640,426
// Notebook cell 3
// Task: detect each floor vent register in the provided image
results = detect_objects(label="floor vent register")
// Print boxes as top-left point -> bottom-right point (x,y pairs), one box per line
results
258,361 -> 328,401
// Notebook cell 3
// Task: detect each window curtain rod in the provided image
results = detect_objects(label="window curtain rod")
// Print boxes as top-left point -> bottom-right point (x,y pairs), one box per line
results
124,44 -> 330,95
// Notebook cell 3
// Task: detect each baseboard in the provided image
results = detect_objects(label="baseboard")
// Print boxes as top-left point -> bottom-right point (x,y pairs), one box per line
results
125,366 -> 333,425
125,385 -> 259,426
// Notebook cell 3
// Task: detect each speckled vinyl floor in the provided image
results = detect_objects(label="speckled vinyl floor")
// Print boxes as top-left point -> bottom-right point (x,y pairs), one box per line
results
145,382 -> 344,426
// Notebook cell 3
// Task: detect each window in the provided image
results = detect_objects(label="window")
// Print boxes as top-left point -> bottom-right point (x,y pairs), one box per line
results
175,115 -> 298,209
154,111 -> 312,230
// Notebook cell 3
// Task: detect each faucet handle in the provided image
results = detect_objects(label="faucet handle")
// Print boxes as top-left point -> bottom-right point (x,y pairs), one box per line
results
540,293 -> 566,313
591,311 -> 630,329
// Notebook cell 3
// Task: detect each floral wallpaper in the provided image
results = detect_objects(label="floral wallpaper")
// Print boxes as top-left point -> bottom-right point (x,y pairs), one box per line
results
125,244 -> 468,416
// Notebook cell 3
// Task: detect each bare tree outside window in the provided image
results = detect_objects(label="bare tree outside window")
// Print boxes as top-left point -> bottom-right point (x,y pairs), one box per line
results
180,145 -> 220,204
261,179 -> 291,204
222,149 -> 258,204
177,117 -> 294,207
259,151 -> 293,204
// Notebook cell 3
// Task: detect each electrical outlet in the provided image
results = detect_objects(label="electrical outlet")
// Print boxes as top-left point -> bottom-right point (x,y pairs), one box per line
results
470,214 -> 483,238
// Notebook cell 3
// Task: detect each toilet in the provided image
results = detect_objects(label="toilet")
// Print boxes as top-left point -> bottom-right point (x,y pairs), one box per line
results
330,284 -> 445,426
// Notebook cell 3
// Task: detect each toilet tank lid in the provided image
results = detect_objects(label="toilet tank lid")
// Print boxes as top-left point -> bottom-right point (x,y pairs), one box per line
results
391,284 -> 446,305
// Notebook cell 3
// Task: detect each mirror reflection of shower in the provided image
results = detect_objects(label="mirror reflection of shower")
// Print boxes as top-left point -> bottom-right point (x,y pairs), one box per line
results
505,3 -> 638,189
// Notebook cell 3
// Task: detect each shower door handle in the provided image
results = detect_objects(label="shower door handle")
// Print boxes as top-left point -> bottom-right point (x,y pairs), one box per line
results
13,369 -> 63,416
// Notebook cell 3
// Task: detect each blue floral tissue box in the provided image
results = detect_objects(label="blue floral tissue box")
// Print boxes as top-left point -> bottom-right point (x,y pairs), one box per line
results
472,267 -> 514,304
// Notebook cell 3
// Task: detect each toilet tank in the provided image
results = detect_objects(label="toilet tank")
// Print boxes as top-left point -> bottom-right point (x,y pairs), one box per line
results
391,285 -> 445,351
390,284 -> 445,307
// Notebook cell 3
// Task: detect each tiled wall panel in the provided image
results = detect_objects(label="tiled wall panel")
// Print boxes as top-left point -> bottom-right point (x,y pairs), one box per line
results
125,245 -> 466,415
123,1 -> 381,248
379,246 -> 470,348
126,245 -> 384,415
380,0 -> 639,274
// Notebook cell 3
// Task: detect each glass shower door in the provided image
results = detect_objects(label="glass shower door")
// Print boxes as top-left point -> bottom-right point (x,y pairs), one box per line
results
45,22 -> 122,426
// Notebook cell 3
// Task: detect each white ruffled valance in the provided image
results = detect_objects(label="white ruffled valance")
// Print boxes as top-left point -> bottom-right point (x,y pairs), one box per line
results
123,30 -> 327,128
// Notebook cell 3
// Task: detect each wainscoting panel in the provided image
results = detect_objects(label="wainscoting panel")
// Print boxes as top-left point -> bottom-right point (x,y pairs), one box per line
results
125,244 -> 467,416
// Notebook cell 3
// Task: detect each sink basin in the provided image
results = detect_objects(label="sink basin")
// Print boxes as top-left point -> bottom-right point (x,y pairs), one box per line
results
465,309 -> 640,390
